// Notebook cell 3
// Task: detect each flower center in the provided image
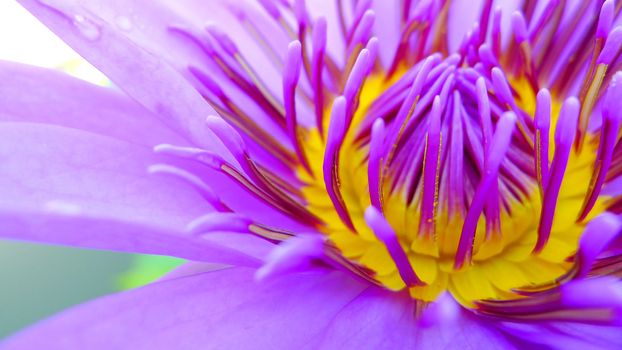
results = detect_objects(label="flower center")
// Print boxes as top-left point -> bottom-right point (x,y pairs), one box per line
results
158,0 -> 622,307
298,63 -> 606,305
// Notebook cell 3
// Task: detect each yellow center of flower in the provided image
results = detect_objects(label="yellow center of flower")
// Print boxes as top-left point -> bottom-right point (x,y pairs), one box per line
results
297,72 -> 607,306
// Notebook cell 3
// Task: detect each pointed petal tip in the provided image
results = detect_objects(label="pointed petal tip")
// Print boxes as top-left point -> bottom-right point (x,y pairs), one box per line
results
597,0 -> 615,39
255,235 -> 324,282
187,212 -> 251,235
205,115 -> 247,157
555,97 -> 580,147
597,27 -> 622,65
511,11 -> 528,43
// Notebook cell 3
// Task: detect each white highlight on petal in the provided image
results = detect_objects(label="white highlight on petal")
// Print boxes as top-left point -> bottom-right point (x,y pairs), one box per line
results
43,200 -> 82,216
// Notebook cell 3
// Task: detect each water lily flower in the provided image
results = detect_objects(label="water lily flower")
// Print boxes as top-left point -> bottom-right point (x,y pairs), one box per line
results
3,0 -> 622,348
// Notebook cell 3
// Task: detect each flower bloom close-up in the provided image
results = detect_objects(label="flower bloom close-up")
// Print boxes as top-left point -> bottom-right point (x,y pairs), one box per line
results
3,0 -> 622,348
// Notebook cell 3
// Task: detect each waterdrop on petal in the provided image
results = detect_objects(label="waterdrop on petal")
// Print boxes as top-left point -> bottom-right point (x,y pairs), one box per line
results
44,200 -> 82,216
115,16 -> 133,31
72,14 -> 101,40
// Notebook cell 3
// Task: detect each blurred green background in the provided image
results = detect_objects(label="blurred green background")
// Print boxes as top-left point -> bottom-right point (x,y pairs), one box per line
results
0,241 -> 133,338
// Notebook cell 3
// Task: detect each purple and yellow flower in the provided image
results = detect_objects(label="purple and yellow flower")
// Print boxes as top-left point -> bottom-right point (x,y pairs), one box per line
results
3,0 -> 622,348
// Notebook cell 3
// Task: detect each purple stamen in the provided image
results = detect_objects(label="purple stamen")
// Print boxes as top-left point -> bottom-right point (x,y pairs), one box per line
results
148,164 -> 230,212
386,7 -> 432,78
369,119 -> 386,210
146,0 -> 622,308
188,50 -> 287,130
478,0 -> 494,44
283,41 -> 312,174
438,73 -> 456,108
343,48 -> 372,123
155,144 -> 302,222
293,0 -> 313,82
476,78 -> 501,236
348,10 -> 375,53
575,213 -> 622,279
403,0 -> 413,22
535,97 -> 580,253
455,112 -> 517,269
491,67 -> 516,108
257,0 -> 281,20
512,11 -> 529,44
384,55 -> 436,166
154,144 -> 225,169
187,212 -> 251,235
527,0 -> 559,42
293,0 -> 308,27
206,24 -> 239,56
418,96 -> 443,239
206,116 -> 321,225
189,66 -> 295,165
578,72 -> 622,221
205,115 -> 247,161
311,17 -> 327,135
491,7 -> 502,57
478,44 -> 499,69
597,27 -> 622,65
226,4 -> 285,70
447,91 -> 465,216
366,37 -> 379,72
324,96 -> 356,230
534,89 -> 552,193
256,234 -> 325,281
168,26 -> 217,56
345,0 -> 373,43
476,78 -> 492,151
597,0 -> 615,40
365,206 -> 423,287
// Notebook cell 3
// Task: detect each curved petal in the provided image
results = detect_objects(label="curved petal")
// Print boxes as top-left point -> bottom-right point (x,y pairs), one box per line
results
16,0 -> 311,206
17,0 -> 225,151
8,260 -> 615,349
14,0 -> 339,157
0,62 -> 310,233
0,122 -> 259,265
1,267 -> 369,349
320,289 -> 519,349
500,322 -> 622,350
2,261 -> 529,350
0,60 -> 187,147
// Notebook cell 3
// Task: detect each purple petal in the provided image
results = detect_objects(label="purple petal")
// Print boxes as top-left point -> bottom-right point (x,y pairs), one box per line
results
3,264 -> 527,350
319,288 -> 520,349
0,122 -> 259,265
501,322 -> 622,349
0,61 -> 187,147
17,0 -> 224,150
10,261 -> 609,349
1,267 -> 369,349
576,212 -> 622,278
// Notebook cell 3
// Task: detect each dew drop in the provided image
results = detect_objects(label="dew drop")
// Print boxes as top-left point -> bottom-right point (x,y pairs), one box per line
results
44,200 -> 82,216
115,16 -> 133,31
72,14 -> 101,40
37,0 -> 56,7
